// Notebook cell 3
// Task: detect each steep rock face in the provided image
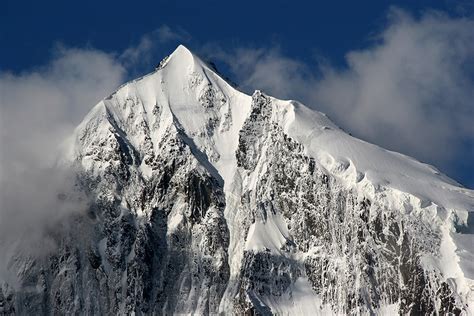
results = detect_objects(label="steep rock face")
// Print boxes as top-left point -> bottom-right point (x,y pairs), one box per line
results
225,92 -> 465,315
62,65 -> 231,315
2,45 -> 474,315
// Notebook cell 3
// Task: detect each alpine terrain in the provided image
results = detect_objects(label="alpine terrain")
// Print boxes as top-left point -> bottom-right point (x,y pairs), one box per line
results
1,45 -> 474,315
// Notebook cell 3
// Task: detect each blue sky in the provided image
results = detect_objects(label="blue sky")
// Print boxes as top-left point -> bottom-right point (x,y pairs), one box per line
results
1,0 -> 466,72
1,0 -> 474,187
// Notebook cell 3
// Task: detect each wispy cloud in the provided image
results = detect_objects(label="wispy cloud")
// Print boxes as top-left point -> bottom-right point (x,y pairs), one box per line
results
121,25 -> 191,70
156,24 -> 191,43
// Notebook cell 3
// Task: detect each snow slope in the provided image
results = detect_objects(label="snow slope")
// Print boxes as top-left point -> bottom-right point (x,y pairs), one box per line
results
65,45 -> 251,189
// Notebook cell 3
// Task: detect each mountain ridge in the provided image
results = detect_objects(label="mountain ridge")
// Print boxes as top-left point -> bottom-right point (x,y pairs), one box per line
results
2,44 -> 474,315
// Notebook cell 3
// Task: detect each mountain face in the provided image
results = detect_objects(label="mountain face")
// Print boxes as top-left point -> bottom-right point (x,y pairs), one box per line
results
2,45 -> 474,315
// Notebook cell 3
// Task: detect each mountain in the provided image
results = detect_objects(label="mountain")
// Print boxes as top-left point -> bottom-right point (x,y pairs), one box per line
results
1,45 -> 474,315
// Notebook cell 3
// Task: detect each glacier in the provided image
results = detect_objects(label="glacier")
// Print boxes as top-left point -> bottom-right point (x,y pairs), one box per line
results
1,44 -> 473,315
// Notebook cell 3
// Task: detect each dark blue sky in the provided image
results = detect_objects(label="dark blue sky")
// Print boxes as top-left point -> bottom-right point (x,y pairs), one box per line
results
2,0 -> 473,187
1,0 -> 463,72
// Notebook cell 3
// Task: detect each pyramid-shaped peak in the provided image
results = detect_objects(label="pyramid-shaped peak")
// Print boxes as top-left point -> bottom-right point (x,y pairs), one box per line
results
153,44 -> 209,76
158,44 -> 233,89
168,44 -> 197,64
174,44 -> 193,55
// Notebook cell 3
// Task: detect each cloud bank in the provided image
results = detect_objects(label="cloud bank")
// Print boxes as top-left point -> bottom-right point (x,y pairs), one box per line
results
208,8 -> 474,186
0,47 -> 126,283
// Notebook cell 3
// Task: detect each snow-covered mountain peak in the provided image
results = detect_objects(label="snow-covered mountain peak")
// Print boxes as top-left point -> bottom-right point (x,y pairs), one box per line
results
158,44 -> 200,78
164,44 -> 208,72
169,44 -> 194,61
157,44 -> 227,89
68,45 -> 474,220
37,45 -> 474,315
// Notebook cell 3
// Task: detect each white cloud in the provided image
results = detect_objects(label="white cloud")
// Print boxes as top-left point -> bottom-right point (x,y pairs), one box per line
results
314,9 -> 474,165
0,47 -> 126,283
